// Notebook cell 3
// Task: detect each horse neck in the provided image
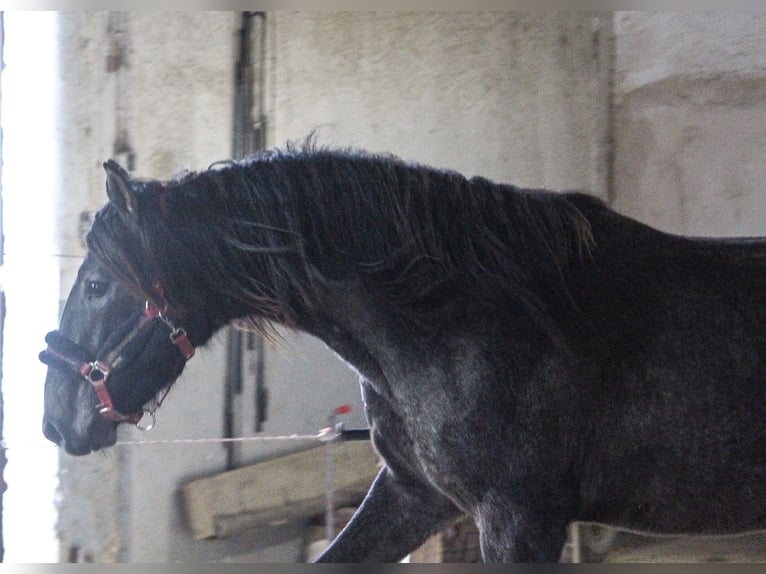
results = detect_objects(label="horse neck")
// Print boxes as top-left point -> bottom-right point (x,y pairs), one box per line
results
147,156 -> 593,341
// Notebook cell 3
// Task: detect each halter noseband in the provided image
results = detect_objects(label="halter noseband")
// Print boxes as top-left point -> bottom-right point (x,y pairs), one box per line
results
40,293 -> 195,426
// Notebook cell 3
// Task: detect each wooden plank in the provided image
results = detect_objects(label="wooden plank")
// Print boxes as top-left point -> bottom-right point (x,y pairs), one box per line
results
182,441 -> 380,540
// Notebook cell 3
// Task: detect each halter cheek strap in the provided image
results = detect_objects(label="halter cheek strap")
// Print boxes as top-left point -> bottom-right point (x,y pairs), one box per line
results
144,302 -> 195,360
157,188 -> 169,218
85,360 -> 143,424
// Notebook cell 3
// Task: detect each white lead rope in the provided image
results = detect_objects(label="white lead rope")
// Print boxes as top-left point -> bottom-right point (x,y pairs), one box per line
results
2,430 -> 336,451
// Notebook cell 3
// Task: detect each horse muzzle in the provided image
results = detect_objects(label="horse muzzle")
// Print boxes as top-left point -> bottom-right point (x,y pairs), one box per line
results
41,378 -> 120,456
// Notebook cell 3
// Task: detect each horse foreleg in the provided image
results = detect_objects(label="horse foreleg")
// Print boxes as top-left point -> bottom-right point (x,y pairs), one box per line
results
314,465 -> 462,562
476,498 -> 571,563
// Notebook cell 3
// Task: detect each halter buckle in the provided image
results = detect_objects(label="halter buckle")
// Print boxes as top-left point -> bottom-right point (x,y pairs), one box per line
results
84,360 -> 110,383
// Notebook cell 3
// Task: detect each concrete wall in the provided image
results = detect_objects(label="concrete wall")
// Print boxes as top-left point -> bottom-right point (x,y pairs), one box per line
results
612,12 -> 766,236
267,12 -> 612,196
53,12 -> 240,562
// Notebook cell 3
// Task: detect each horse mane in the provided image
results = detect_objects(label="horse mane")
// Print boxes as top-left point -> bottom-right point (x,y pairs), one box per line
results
87,142 -> 595,338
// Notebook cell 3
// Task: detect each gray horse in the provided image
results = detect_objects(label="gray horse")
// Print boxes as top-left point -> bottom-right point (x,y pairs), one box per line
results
41,146 -> 766,561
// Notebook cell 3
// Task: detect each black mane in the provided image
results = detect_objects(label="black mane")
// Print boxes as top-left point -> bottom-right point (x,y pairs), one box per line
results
87,145 -> 594,335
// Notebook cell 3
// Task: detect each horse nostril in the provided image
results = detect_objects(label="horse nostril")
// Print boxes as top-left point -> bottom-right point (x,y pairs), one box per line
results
43,420 -> 63,446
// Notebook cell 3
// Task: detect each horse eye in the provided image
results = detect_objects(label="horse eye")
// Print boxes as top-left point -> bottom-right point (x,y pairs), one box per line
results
85,280 -> 108,298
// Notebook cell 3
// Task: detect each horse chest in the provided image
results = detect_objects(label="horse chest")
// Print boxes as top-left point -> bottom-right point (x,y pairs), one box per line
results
362,372 -> 497,508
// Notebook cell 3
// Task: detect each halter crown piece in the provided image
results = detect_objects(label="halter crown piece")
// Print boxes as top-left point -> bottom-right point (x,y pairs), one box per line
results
39,284 -> 195,427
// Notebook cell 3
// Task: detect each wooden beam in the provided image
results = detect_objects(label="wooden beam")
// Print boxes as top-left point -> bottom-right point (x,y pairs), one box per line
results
182,441 -> 380,540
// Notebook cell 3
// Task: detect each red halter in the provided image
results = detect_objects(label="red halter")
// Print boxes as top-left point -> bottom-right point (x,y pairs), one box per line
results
41,289 -> 195,426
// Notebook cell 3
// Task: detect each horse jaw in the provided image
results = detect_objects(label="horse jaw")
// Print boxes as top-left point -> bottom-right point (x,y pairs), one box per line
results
43,373 -> 118,456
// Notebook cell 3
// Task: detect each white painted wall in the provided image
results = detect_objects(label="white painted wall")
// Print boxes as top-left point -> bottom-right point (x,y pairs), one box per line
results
53,12 -> 241,562
612,12 -> 766,237
267,12 -> 611,196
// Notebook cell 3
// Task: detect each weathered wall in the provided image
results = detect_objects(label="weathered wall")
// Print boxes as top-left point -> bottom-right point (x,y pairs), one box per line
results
268,12 -> 611,196
612,12 -> 766,236
53,12 -> 240,562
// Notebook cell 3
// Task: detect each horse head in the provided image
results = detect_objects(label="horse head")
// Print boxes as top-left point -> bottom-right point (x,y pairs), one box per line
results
40,163 -> 205,455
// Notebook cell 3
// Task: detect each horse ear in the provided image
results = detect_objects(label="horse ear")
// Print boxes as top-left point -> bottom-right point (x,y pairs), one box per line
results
104,160 -> 137,217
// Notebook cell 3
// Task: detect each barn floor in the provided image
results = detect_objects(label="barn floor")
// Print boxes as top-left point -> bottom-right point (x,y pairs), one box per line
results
571,524 -> 766,563
409,520 -> 766,563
